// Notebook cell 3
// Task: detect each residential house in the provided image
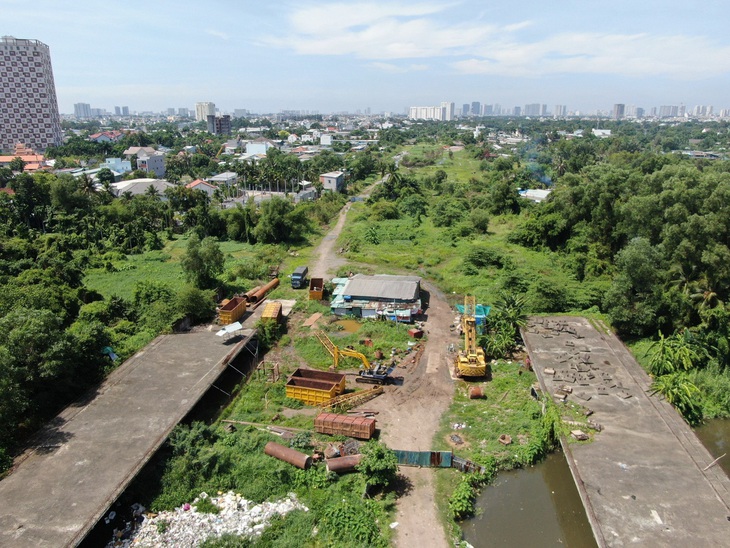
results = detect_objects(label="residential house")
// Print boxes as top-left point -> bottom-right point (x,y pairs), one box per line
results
245,138 -> 277,155
0,143 -> 47,172
186,179 -> 218,197
320,134 -> 333,146
111,178 -> 175,198
287,134 -> 299,144
88,130 -> 124,143
137,151 -> 166,177
208,171 -> 238,186
100,158 -> 132,174
122,146 -> 156,158
319,171 -> 345,192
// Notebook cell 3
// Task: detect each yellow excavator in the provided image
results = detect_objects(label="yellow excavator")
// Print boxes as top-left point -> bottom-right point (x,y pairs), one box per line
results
455,295 -> 487,377
315,330 -> 392,385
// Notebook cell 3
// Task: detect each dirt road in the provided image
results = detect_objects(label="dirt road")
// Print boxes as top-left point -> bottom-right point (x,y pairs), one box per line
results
308,197 -> 457,547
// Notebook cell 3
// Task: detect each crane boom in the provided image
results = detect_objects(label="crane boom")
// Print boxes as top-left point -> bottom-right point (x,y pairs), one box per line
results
455,295 -> 487,377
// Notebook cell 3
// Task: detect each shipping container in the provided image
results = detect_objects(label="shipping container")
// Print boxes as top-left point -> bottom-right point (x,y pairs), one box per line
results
309,277 -> 324,301
261,301 -> 282,322
315,412 -> 376,440
285,369 -> 346,406
219,296 -> 247,325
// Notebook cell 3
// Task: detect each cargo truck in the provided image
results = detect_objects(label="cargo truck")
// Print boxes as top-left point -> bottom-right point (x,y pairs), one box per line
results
291,266 -> 308,289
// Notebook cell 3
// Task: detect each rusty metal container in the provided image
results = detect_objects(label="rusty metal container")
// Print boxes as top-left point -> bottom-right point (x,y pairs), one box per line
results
264,441 -> 312,469
315,412 -> 376,440
326,454 -> 363,473
468,386 -> 484,399
248,278 -> 280,304
309,277 -> 324,301
219,296 -> 247,325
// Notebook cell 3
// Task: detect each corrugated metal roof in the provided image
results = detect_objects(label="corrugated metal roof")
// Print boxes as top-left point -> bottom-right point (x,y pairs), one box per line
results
342,274 -> 420,302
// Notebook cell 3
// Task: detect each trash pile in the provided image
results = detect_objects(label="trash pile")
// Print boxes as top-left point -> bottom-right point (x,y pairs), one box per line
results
106,491 -> 307,547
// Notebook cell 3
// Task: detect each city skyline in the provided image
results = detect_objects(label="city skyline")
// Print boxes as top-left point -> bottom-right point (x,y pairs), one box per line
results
3,1 -> 730,115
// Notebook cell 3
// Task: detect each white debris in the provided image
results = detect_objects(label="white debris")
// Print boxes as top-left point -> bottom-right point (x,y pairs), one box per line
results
107,491 -> 307,547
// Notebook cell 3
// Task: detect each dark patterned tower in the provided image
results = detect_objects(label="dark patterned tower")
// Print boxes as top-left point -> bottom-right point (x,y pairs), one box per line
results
0,36 -> 63,152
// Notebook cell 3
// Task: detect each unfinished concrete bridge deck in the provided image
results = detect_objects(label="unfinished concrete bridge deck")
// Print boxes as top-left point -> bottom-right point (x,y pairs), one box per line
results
0,326 -> 256,547
523,316 -> 730,548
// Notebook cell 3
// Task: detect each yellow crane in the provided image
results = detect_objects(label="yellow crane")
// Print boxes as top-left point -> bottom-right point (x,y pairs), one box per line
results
315,331 -> 391,385
455,295 -> 487,377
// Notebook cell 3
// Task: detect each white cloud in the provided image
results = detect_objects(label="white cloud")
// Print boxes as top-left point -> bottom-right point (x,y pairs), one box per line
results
369,62 -> 429,73
453,33 -> 730,78
269,1 -> 730,79
206,29 -> 230,41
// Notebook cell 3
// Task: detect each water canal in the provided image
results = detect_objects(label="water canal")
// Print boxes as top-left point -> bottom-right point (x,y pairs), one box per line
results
696,418 -> 730,477
462,450 -> 597,548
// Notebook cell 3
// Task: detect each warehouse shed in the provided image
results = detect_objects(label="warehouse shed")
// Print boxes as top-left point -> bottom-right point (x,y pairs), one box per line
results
330,274 -> 422,322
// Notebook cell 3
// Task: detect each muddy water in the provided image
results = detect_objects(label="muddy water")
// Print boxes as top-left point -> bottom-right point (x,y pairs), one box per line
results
462,450 -> 597,548
695,419 -> 730,477
334,318 -> 362,333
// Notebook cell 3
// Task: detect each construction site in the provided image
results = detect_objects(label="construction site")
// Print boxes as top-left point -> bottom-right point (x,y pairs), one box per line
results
3,249 -> 727,548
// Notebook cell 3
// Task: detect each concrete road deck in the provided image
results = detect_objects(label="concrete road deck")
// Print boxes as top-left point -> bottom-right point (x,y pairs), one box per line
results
524,316 -> 730,547
0,327 -> 244,547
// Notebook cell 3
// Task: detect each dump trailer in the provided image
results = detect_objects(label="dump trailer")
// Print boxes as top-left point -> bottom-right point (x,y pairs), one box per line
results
309,277 -> 324,301
218,296 -> 247,325
285,368 -> 346,406
315,412 -> 376,440
291,266 -> 308,289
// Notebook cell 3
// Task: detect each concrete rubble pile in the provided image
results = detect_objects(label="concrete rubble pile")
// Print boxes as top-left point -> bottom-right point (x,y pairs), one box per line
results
107,491 -> 308,547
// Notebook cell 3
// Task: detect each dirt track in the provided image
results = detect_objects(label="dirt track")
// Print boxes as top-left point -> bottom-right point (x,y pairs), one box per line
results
309,195 -> 456,547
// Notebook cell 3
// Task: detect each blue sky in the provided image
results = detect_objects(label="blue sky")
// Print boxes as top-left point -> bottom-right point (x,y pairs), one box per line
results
3,0 -> 730,115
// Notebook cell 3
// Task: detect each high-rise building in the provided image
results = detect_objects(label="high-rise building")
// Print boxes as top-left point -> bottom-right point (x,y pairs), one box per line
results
513,106 -> 522,117
122,106 -> 129,116
207,114 -> 231,135
462,104 -> 470,117
613,104 -> 625,119
440,101 -> 455,121
0,36 -> 62,152
471,102 -> 481,116
74,103 -> 92,119
524,103 -> 541,116
554,105 -> 567,117
196,102 -> 216,122
166,108 -> 175,116
178,107 -> 190,117
114,106 -> 121,115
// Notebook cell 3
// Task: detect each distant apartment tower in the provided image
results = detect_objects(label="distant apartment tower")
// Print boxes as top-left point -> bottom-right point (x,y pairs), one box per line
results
178,107 -> 189,117
513,106 -> 522,117
462,104 -> 470,117
196,102 -> 216,122
114,106 -> 121,115
0,36 -> 63,152
122,106 -> 129,116
471,102 -> 481,116
554,105 -> 567,117
613,104 -> 625,119
659,105 -> 679,118
74,103 -> 92,119
233,109 -> 249,118
440,101 -> 455,121
207,114 -> 231,135
524,103 -> 541,116
408,105 -> 445,121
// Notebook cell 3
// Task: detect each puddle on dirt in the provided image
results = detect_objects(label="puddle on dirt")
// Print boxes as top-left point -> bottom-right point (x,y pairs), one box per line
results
695,418 -> 730,477
462,450 -> 597,548
334,319 -> 362,333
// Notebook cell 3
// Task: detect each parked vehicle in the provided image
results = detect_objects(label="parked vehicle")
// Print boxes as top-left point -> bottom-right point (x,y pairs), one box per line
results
291,266 -> 308,289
